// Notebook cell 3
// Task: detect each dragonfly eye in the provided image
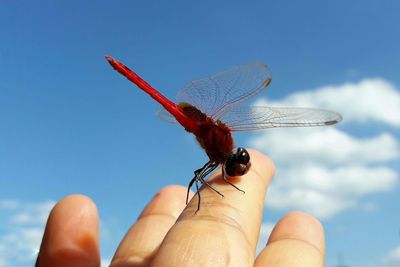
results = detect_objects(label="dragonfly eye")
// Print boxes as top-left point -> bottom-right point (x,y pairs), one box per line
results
224,147 -> 251,177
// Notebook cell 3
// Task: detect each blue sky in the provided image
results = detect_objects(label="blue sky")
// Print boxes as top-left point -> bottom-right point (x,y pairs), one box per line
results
0,1 -> 399,266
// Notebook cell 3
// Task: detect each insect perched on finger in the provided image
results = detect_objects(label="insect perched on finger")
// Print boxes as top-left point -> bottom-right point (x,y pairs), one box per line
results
106,56 -> 342,212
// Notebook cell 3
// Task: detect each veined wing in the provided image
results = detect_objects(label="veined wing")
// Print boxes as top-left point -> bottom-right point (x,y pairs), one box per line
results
156,108 -> 178,124
221,106 -> 343,131
175,63 -> 272,120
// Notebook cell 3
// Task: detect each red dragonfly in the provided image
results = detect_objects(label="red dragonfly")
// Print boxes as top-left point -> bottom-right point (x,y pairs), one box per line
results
105,56 -> 342,212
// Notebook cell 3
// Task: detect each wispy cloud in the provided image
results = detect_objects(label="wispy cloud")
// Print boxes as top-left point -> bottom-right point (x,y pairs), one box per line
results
260,78 -> 400,127
251,128 -> 399,165
0,200 -> 19,210
383,245 -> 400,267
0,199 -> 55,267
0,198 -> 114,267
249,78 -> 400,219
9,200 -> 55,225
102,258 -> 112,267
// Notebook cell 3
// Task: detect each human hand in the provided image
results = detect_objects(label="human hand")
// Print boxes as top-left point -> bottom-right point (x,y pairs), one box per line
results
36,149 -> 325,267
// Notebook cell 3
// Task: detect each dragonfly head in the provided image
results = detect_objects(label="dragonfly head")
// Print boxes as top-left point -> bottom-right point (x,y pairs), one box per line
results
224,147 -> 251,177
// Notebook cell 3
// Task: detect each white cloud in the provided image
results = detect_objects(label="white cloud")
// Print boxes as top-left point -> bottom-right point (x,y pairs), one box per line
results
251,128 -> 399,165
0,227 -> 44,264
0,200 -> 54,267
383,245 -> 400,267
249,78 -> 400,219
9,200 -> 55,225
267,186 -> 356,219
270,163 -> 397,196
258,78 -> 400,127
102,258 -> 112,267
0,199 -> 113,267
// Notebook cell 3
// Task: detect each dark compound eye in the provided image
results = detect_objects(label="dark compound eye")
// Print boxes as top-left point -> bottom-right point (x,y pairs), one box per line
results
224,147 -> 251,177
237,147 -> 250,164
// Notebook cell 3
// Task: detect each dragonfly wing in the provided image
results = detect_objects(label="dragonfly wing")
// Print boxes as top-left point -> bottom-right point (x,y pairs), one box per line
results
156,108 -> 178,124
221,106 -> 343,131
175,63 -> 272,119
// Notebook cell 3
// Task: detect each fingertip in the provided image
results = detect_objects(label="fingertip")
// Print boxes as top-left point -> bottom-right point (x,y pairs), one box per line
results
37,194 -> 100,267
246,148 -> 276,180
157,185 -> 194,201
255,212 -> 325,267
152,150 -> 275,266
53,194 -> 98,215
268,211 -> 325,254
111,185 -> 190,266
140,185 -> 192,219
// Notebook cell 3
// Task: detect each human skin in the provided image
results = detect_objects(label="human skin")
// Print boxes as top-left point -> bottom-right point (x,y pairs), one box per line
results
36,149 -> 325,267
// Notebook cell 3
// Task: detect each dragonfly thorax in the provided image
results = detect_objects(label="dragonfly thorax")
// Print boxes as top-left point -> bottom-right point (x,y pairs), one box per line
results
192,118 -> 233,164
179,103 -> 235,163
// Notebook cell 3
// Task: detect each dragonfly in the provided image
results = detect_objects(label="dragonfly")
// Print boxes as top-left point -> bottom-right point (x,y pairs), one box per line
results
105,56 -> 342,212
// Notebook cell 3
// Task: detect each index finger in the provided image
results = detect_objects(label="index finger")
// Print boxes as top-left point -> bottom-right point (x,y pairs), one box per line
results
150,149 -> 275,267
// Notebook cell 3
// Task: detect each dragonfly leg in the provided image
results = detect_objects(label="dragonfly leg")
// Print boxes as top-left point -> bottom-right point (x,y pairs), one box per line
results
186,177 -> 196,205
222,167 -> 245,194
186,161 -> 210,205
197,162 -> 224,198
187,161 -> 223,212
195,179 -> 201,213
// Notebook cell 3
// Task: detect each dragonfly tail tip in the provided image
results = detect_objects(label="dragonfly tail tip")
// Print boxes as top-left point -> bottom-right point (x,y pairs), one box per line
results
105,55 -> 115,63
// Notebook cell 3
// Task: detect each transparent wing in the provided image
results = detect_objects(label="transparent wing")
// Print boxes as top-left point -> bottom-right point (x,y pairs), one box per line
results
175,63 -> 272,120
221,106 -> 343,131
156,108 -> 178,124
